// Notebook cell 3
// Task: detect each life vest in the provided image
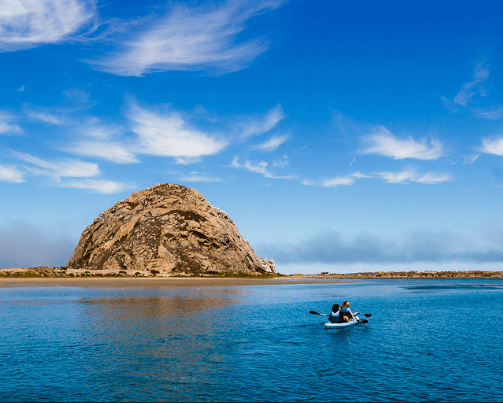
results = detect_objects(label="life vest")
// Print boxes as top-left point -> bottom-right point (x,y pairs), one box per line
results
328,311 -> 339,323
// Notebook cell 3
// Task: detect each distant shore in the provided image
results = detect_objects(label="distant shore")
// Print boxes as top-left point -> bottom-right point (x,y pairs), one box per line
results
1,266 -> 502,282
309,270 -> 503,279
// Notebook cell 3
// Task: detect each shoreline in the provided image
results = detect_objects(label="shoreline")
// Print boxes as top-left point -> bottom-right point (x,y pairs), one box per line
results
1,267 -> 502,285
0,276 -> 343,287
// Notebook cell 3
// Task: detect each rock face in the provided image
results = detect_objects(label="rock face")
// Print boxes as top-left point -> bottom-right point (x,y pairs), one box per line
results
67,184 -> 275,275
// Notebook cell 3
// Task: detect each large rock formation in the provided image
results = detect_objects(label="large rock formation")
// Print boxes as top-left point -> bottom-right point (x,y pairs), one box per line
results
67,184 -> 275,275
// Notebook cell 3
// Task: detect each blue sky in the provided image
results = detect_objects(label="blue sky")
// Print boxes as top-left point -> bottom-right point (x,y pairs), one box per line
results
1,0 -> 502,274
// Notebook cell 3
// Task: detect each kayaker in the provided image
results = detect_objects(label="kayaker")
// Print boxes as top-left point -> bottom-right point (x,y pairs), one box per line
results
339,301 -> 358,322
328,304 -> 340,323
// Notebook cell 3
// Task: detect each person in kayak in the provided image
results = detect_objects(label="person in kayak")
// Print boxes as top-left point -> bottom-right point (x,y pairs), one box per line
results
328,304 -> 340,323
339,301 -> 358,322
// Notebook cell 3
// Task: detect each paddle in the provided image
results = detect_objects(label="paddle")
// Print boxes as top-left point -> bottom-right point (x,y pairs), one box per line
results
309,310 -> 328,316
310,310 -> 372,318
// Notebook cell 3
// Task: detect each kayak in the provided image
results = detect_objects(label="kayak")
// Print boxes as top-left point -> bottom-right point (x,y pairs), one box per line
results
325,316 -> 363,329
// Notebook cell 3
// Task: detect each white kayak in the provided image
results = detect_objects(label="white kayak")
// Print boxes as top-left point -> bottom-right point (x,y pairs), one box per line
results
325,316 -> 363,329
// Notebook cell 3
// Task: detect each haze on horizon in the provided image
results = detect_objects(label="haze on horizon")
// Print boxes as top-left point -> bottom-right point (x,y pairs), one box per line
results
0,0 -> 502,274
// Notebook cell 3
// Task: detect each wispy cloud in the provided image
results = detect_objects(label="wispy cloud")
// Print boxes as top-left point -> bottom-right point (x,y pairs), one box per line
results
375,167 -> 450,184
0,0 -> 97,51
59,119 -> 138,164
13,152 -> 100,179
257,229 -> 503,264
0,111 -> 23,135
479,136 -> 503,156
453,60 -> 490,106
239,104 -> 285,139
61,179 -> 132,194
26,110 -> 63,125
305,169 -> 448,187
463,154 -> 480,165
332,109 -> 359,135
129,101 -> 228,160
252,134 -> 289,151
321,172 -> 370,188
91,0 -> 286,76
231,156 -> 295,179
179,172 -> 222,182
475,105 -> 503,120
11,152 -> 130,193
361,126 -> 443,160
0,164 -> 24,183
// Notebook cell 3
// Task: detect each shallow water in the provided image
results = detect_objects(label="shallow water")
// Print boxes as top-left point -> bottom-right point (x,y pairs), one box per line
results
1,279 -> 502,402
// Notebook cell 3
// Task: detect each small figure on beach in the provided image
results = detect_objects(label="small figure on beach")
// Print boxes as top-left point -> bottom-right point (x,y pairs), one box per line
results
328,303 -> 340,323
339,301 -> 358,322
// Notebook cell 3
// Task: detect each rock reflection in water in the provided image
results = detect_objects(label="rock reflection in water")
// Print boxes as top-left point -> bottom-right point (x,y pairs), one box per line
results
72,289 -> 244,400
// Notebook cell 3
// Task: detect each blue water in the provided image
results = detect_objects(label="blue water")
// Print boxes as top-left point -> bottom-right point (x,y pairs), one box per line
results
1,279 -> 502,402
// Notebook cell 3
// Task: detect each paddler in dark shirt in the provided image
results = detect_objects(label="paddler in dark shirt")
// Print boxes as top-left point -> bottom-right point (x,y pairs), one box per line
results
339,301 -> 358,322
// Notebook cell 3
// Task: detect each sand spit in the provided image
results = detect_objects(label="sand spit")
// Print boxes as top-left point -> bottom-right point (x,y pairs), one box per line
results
0,276 -> 341,288
307,270 -> 503,279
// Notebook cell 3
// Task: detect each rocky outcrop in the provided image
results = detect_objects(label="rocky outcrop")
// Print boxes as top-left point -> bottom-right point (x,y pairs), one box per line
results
66,184 -> 275,275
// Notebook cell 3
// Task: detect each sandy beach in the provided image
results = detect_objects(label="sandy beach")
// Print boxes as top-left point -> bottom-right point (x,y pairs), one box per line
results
0,276 -> 343,287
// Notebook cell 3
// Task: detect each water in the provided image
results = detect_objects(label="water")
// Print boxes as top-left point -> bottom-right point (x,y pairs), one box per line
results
1,279 -> 502,402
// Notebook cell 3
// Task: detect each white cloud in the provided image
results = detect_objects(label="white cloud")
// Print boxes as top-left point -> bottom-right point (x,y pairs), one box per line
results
129,102 -> 228,160
62,87 -> 92,106
240,104 -> 285,139
0,0 -> 97,51
301,179 -> 316,186
0,111 -> 23,135
60,120 -> 138,164
463,154 -> 480,165
231,156 -> 295,179
375,167 -> 450,184
26,110 -> 62,125
179,172 -> 222,182
271,155 -> 289,168
0,164 -> 24,183
453,60 -> 490,106
11,152 -> 129,193
440,96 -> 458,113
321,176 -> 355,187
13,151 -> 99,179
252,134 -> 289,151
91,0 -> 286,76
61,179 -> 131,194
332,109 -> 359,134
475,105 -> 503,120
17,85 -> 25,92
361,126 -> 443,160
479,137 -> 503,156
320,172 -> 370,188
62,141 -> 139,164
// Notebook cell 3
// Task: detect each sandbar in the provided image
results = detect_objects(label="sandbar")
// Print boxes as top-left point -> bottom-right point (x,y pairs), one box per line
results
0,276 -> 344,288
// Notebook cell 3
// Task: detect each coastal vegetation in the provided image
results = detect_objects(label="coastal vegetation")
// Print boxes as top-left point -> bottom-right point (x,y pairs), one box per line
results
0,266 -> 283,278
0,267 -> 501,279
309,270 -> 503,279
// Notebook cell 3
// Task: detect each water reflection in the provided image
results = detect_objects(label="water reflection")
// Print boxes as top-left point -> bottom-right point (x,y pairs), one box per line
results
69,289 -> 245,401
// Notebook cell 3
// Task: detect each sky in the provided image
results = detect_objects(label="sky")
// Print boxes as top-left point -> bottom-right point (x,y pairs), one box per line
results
0,0 -> 502,274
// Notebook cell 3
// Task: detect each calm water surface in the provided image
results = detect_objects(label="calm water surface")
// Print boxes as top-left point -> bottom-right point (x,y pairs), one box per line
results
1,279 -> 502,402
